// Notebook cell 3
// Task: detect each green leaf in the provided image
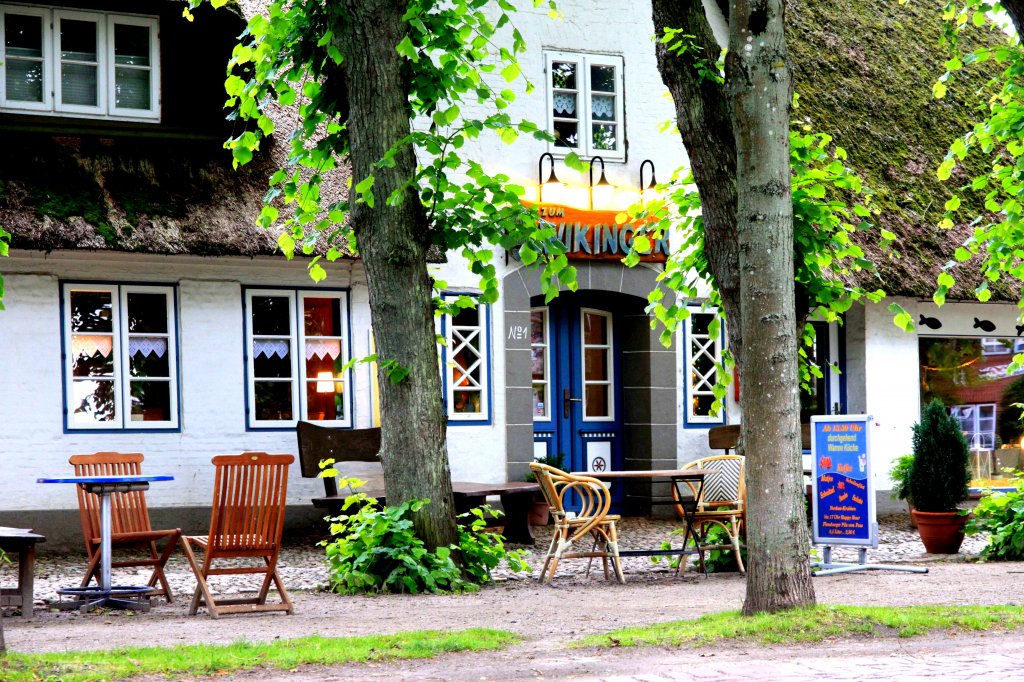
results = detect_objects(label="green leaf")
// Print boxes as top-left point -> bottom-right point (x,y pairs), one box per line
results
933,81 -> 947,99
500,63 -> 521,82
954,247 -> 972,262
396,35 -> 418,61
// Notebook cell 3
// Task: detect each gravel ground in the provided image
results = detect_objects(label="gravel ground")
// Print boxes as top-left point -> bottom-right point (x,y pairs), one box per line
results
3,514 -> 1013,681
14,513 -> 988,602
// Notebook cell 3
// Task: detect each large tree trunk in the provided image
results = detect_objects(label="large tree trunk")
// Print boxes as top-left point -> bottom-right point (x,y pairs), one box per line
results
726,0 -> 815,614
651,0 -> 743,361
336,1 -> 458,550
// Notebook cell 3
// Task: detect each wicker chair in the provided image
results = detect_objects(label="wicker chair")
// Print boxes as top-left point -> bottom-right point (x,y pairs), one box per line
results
673,454 -> 746,573
529,463 -> 624,584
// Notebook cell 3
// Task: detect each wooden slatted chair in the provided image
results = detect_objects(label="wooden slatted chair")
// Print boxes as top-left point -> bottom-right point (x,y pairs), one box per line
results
181,452 -> 295,618
530,463 -> 624,584
674,454 -> 746,573
69,452 -> 181,602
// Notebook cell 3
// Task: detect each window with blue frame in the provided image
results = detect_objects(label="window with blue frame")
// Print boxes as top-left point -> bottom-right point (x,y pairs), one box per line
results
443,297 -> 490,422
244,289 -> 351,429
62,283 -> 178,430
686,309 -> 724,424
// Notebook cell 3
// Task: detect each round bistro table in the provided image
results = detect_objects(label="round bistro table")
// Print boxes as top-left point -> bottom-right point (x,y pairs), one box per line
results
38,474 -> 173,612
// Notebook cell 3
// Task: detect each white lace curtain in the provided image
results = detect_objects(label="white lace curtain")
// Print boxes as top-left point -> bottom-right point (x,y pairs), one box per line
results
253,339 -> 290,358
306,339 -> 342,360
553,92 -> 576,116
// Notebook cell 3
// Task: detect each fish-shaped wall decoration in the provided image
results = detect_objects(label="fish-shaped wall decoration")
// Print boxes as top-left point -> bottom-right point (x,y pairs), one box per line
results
919,315 -> 942,330
974,318 -> 996,333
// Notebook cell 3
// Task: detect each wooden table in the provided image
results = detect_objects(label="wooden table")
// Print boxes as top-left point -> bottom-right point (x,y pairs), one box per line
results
451,481 -> 541,545
570,469 -> 717,573
0,526 -> 45,619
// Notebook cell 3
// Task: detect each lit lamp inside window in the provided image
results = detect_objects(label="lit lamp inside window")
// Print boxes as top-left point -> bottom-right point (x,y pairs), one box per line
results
316,371 -> 336,393
589,156 -> 616,211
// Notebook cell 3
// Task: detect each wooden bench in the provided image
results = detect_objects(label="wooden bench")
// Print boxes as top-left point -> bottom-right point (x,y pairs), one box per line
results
0,526 -> 45,619
296,422 -> 539,544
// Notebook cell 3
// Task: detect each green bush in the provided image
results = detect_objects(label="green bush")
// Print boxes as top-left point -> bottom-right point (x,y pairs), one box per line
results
525,451 -> 565,482
908,400 -> 971,512
890,454 -> 915,503
320,479 -> 528,594
652,525 -> 745,573
967,473 -> 1024,560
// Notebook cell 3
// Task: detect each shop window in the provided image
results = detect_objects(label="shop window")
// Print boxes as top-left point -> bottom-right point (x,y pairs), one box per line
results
0,6 -> 159,120
443,298 -> 490,422
62,283 -> 178,430
531,307 -> 551,421
244,289 -> 351,428
686,310 -> 724,424
545,51 -> 624,160
950,403 -> 996,451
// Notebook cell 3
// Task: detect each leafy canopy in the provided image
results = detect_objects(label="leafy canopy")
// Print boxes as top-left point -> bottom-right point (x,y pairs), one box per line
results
189,0 -> 583,313
932,3 -> 1024,336
618,41 -> 890,416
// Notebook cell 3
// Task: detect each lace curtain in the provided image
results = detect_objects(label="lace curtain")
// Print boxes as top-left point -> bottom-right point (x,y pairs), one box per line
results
553,92 -> 576,116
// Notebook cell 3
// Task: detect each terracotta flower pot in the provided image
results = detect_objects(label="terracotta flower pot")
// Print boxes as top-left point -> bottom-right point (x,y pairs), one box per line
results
528,496 -> 551,526
911,509 -> 968,554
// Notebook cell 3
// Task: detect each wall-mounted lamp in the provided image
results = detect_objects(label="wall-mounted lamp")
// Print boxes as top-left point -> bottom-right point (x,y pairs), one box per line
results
589,156 -> 615,211
538,152 -> 563,203
639,159 -> 657,195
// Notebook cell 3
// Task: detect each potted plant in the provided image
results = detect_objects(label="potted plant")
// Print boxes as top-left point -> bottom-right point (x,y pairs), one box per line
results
889,453 -> 917,527
907,399 -> 972,553
525,452 -> 565,525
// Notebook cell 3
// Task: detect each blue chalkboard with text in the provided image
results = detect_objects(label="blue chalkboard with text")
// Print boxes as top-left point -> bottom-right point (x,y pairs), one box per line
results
811,415 -> 877,547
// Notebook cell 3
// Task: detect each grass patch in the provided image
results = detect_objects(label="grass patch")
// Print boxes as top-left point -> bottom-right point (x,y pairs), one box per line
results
0,628 -> 517,681
575,605 -> 1024,648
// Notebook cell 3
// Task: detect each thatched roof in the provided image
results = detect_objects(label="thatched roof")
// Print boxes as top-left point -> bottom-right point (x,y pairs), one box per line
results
1,0 -> 350,258
789,0 -> 1014,300
0,0 -> 1011,293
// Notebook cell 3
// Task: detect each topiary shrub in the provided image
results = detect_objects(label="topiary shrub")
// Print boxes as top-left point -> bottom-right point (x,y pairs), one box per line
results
908,399 -> 971,513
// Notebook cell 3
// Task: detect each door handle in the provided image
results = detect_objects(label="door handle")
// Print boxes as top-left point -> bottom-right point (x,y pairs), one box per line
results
563,388 -> 582,419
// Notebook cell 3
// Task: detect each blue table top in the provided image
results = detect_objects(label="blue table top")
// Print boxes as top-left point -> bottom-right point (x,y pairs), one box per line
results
38,475 -> 174,484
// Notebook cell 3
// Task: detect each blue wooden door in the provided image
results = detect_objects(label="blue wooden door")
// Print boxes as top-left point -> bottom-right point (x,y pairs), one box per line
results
532,299 -> 624,511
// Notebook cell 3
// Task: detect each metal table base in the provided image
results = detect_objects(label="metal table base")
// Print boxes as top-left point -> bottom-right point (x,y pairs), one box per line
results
55,585 -> 153,613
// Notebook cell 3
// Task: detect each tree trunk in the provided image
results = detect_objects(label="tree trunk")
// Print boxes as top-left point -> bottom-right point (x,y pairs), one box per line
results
726,0 -> 815,614
1002,1 -> 1024,36
651,0 -> 743,361
336,1 -> 458,550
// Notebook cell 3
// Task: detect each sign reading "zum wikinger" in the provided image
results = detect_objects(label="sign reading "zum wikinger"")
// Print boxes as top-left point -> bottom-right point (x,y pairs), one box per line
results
521,202 -> 669,263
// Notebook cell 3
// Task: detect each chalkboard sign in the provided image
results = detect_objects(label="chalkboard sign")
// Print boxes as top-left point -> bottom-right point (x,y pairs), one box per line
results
811,415 -> 876,547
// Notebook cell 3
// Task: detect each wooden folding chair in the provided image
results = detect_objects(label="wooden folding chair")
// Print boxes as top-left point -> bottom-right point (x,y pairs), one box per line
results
674,454 -> 746,573
181,452 -> 295,618
68,453 -> 181,602
530,463 -> 624,584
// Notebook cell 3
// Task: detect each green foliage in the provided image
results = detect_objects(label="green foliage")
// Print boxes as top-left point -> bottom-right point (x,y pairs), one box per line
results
967,471 -> 1024,559
193,0 -> 574,307
933,2 -> 1024,317
649,525 -> 744,573
0,225 -> 8,311
889,453 -> 916,503
998,378 -> 1024,445
574,604 -> 1024,648
524,451 -> 565,481
619,111 -> 888,413
0,629 -> 518,680
320,477 -> 527,594
909,399 -> 972,512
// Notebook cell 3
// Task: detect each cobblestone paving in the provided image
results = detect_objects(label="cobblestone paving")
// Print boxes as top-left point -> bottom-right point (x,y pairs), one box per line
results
19,513 -> 987,604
